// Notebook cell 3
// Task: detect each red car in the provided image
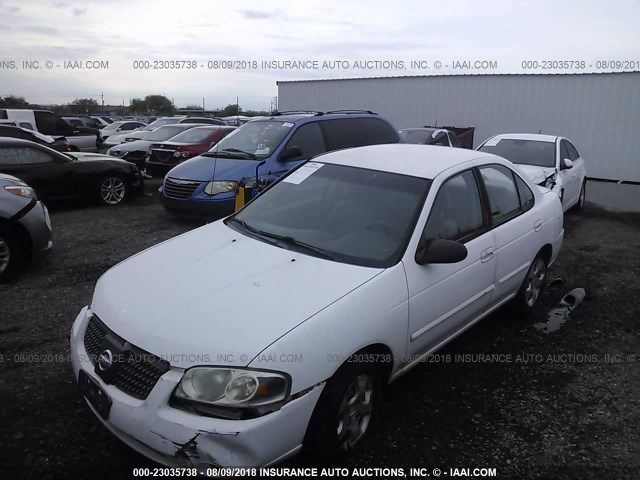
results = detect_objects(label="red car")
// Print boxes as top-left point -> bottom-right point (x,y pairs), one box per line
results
145,125 -> 236,177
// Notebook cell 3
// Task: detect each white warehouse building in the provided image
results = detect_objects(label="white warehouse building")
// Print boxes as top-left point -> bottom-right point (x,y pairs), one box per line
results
277,72 -> 640,212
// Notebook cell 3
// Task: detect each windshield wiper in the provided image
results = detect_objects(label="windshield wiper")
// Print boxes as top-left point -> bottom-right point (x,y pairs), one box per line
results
206,148 -> 257,160
226,218 -> 335,260
253,230 -> 336,260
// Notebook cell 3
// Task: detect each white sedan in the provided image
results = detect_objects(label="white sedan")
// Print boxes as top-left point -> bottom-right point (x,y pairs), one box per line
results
477,133 -> 587,211
70,144 -> 563,467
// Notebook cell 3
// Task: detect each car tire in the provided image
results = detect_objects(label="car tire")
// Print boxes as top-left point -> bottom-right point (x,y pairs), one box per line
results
512,253 -> 548,314
303,360 -> 381,460
97,174 -> 129,206
0,228 -> 23,283
573,180 -> 586,211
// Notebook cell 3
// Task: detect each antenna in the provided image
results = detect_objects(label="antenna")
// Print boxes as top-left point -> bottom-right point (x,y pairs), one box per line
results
538,123 -> 543,134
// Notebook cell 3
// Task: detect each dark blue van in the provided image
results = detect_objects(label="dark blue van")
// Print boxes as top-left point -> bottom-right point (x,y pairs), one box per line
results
159,111 -> 399,218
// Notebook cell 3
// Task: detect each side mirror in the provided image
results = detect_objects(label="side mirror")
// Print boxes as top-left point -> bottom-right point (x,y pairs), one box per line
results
279,145 -> 303,162
415,238 -> 468,265
210,141 -> 217,149
563,158 -> 573,169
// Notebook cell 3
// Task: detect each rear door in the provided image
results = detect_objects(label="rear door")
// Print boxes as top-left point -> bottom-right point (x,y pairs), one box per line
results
477,164 -> 540,304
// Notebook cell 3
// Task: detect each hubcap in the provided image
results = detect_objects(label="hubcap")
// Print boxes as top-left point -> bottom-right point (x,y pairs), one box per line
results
100,177 -> 125,205
524,259 -> 546,307
0,237 -> 9,275
336,374 -> 373,451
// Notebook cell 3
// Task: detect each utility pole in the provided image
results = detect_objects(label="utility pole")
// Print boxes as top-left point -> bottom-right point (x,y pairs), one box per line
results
202,97 -> 205,112
236,96 -> 239,125
101,91 -> 104,109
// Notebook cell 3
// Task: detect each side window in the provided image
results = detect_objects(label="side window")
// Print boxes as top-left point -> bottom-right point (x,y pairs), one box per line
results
0,147 -> 54,165
34,111 -> 58,135
480,165 -> 522,224
322,118 -> 398,151
430,132 -> 449,146
514,174 -> 535,212
422,170 -> 484,242
281,122 -> 326,161
123,122 -> 137,130
560,140 -> 570,163
19,122 -> 34,130
566,141 -> 579,160
449,132 -> 461,147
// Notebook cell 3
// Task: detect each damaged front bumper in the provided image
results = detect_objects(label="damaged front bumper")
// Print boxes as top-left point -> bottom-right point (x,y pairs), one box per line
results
70,307 -> 324,467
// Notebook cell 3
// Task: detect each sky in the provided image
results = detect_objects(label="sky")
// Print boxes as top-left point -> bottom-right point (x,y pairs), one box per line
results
0,0 -> 639,111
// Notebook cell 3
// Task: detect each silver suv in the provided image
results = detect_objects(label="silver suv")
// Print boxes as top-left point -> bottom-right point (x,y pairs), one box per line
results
0,173 -> 53,282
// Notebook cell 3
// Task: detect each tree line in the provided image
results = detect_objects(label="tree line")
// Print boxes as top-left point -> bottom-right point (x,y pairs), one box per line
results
0,95 -> 270,117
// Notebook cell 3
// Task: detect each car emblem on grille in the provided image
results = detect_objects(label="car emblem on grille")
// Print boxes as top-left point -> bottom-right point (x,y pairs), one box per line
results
98,349 -> 114,371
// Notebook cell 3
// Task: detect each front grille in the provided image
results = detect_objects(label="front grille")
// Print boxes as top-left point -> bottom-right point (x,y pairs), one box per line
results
164,178 -> 201,199
151,146 -> 177,162
83,315 -> 170,400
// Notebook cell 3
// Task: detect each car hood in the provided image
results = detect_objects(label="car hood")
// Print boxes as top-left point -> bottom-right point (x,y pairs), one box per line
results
515,164 -> 556,184
90,221 -> 382,368
167,154 -> 262,182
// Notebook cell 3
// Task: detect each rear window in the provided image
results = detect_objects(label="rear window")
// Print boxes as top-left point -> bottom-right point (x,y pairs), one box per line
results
169,127 -> 217,143
146,126 -> 188,141
321,118 -> 399,151
479,138 -> 556,168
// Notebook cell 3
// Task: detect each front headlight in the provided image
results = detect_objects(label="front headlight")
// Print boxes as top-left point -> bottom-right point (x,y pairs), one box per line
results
204,181 -> 237,195
4,185 -> 38,200
173,367 -> 290,408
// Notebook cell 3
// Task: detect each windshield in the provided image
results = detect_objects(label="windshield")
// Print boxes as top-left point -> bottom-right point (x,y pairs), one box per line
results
210,120 -> 292,158
230,162 -> 430,268
168,127 -> 215,143
145,125 -> 187,141
479,139 -> 556,168
143,118 -> 183,130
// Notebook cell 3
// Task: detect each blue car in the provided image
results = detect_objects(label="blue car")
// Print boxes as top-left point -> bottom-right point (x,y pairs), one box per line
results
159,111 -> 399,218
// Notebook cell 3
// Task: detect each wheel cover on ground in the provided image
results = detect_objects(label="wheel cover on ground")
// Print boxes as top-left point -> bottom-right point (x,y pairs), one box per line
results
336,374 -> 373,450
100,177 -> 126,204
524,259 -> 546,307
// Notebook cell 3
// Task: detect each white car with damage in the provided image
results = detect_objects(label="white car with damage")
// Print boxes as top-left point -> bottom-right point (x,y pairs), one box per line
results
70,144 -> 564,467
477,133 -> 587,211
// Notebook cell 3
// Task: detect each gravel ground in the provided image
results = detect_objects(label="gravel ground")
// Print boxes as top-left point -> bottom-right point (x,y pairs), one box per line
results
0,182 -> 638,479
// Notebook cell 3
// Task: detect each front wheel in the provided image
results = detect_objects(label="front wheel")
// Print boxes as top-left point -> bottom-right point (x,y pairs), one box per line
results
303,361 -> 381,459
98,175 -> 128,205
512,254 -> 547,314
0,228 -> 23,283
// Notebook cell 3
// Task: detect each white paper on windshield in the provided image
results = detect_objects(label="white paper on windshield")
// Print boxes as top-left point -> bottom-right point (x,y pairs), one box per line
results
483,137 -> 502,147
282,122 -> 294,128
283,162 -> 324,184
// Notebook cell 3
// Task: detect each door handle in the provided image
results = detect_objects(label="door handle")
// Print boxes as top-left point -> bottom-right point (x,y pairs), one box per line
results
481,248 -> 494,263
534,220 -> 543,232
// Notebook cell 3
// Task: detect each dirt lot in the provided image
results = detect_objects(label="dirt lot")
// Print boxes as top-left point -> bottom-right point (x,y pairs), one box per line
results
0,182 -> 638,479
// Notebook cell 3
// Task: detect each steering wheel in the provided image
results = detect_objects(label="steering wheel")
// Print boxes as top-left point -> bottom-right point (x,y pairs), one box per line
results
365,221 -> 402,239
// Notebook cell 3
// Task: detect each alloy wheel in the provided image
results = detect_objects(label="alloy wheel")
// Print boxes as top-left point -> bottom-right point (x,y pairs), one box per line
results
336,374 -> 374,451
100,177 -> 126,205
524,258 -> 546,307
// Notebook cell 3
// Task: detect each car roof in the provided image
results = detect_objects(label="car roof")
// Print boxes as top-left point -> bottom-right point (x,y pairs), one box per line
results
317,144 -> 495,179
486,133 -> 559,143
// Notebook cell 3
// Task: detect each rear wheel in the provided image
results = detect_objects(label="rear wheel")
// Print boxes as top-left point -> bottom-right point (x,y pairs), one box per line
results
303,361 -> 381,459
574,180 -> 586,210
0,228 -> 23,283
512,254 -> 547,314
98,175 -> 128,205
